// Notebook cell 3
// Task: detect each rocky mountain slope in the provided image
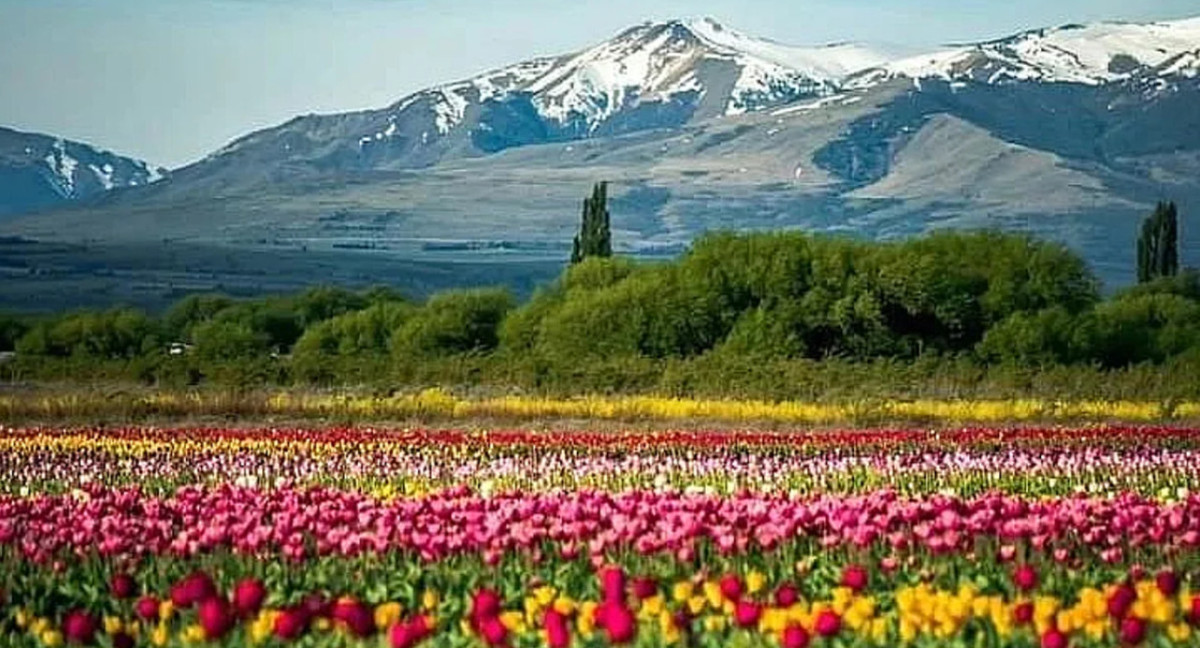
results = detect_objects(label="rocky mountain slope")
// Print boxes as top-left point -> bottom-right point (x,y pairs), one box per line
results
0,127 -> 163,217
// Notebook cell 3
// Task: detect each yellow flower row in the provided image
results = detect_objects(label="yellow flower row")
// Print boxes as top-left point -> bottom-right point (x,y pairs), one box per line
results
4,388 -> 1197,423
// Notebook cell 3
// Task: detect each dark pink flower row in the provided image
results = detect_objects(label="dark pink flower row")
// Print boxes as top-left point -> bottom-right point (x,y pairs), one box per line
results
3,486 -> 1199,565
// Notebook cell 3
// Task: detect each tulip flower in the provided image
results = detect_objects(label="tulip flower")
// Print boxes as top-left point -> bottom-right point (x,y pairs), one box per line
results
1013,565 -> 1038,591
841,564 -> 868,592
61,610 -> 97,645
135,596 -> 160,622
815,610 -> 841,637
197,597 -> 234,640
109,574 -> 136,599
232,578 -> 267,617
783,624 -> 811,648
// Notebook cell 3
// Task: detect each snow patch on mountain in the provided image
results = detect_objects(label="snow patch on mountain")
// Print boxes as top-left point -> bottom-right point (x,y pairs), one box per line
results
685,17 -> 891,79
90,163 -> 115,190
43,140 -> 79,195
869,17 -> 1200,85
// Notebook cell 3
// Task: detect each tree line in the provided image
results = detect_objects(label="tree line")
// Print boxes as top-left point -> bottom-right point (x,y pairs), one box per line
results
1,228 -> 1197,393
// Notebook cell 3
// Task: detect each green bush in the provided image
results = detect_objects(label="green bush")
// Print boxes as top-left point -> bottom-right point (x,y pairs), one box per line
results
392,288 -> 515,359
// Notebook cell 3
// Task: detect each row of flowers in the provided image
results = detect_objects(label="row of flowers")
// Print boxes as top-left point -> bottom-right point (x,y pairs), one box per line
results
7,390 -> 1200,424
9,564 -> 1200,647
3,485 -> 1200,564
2,426 -> 1199,497
5,425 -> 1200,646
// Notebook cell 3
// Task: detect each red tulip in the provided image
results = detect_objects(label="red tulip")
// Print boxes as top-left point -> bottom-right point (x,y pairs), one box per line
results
62,610 -> 98,645
601,567 -> 627,603
472,588 -> 502,622
544,609 -> 571,648
1041,628 -> 1068,648
478,616 -> 508,647
197,597 -> 234,640
109,573 -> 137,599
111,632 -> 135,648
782,625 -> 811,648
233,578 -> 267,617
333,599 -> 375,638
171,571 -> 216,608
841,564 -> 868,593
815,610 -> 841,637
390,616 -> 434,648
1119,616 -> 1146,645
602,604 -> 636,644
632,576 -> 658,600
389,622 -> 415,648
407,614 -> 433,642
1109,584 -> 1136,619
1190,595 -> 1200,624
1157,570 -> 1180,596
734,600 -> 761,628
1014,601 -> 1035,624
774,583 -> 799,607
301,593 -> 330,620
719,574 -> 743,601
1013,565 -> 1038,592
135,596 -> 160,621
273,607 -> 307,641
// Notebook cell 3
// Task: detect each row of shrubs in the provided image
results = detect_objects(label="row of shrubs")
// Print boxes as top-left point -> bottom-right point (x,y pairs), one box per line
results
2,230 -> 1198,399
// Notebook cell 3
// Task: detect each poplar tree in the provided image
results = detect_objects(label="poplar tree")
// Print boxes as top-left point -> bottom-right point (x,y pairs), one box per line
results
1137,201 -> 1179,283
570,181 -> 612,265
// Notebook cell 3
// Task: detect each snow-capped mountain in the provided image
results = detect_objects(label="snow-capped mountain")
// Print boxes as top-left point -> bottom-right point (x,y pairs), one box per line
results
5,13 -> 1200,309
854,17 -> 1200,86
188,15 -> 1200,186
0,126 -> 164,216
408,18 -> 894,133
191,19 -> 894,178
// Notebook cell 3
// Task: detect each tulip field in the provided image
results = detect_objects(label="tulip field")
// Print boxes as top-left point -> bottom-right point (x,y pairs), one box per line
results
4,426 -> 1200,647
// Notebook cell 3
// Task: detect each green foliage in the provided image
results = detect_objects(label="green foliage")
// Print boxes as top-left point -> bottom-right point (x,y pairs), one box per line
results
392,288 -> 515,359
1119,268 -> 1200,302
570,181 -> 612,264
1090,293 -> 1200,367
976,308 -> 1096,366
189,320 -> 276,387
516,230 -> 1102,369
162,294 -> 236,340
4,230 -> 1197,393
15,309 -> 159,359
290,286 -> 369,329
1137,200 -> 1180,283
0,314 -> 31,352
292,302 -> 413,383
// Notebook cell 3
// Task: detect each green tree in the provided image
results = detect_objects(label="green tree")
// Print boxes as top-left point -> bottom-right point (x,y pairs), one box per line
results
292,302 -> 412,383
570,181 -> 612,264
163,294 -> 236,340
0,314 -> 30,352
392,288 -> 515,358
976,308 -> 1096,366
16,309 -> 159,359
1137,201 -> 1180,283
190,319 -> 275,387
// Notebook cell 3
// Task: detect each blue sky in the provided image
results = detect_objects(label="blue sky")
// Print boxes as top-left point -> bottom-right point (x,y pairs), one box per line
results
1,0 -> 1197,167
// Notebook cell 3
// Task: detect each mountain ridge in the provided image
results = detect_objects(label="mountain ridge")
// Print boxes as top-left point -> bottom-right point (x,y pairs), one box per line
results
0,14 -> 1197,310
0,126 -> 164,217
